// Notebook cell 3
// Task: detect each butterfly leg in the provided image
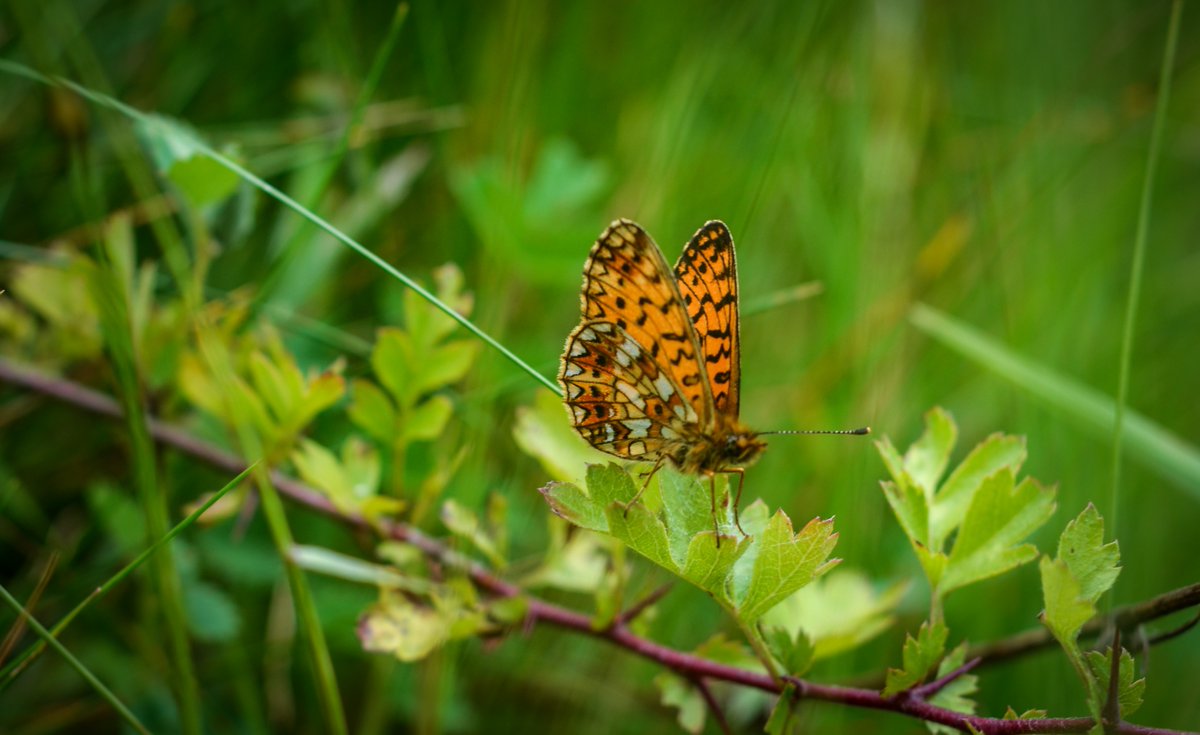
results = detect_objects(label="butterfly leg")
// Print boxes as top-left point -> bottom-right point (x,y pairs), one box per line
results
725,468 -> 748,537
622,455 -> 667,518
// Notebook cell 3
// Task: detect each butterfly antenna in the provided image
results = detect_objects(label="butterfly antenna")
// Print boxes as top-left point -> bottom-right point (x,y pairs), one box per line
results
758,427 -> 871,437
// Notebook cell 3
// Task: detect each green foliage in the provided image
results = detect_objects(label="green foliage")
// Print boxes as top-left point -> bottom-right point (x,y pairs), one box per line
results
541,464 -> 838,623
762,570 -> 907,661
883,620 -> 948,696
1084,647 -> 1145,718
926,644 -> 979,734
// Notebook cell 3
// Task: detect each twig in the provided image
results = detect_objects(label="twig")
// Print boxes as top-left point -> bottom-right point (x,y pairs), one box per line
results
612,583 -> 674,628
2,360 -> 1198,735
692,677 -> 733,735
910,657 -> 981,700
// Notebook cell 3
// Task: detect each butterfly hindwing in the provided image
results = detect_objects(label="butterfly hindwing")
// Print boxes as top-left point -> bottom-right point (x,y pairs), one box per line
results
674,221 -> 740,417
559,319 -> 696,460
574,219 -> 714,427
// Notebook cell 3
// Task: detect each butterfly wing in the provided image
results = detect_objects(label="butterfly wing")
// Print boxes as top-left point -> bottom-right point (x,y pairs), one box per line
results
559,320 -> 695,460
571,219 -> 714,427
673,221 -> 740,417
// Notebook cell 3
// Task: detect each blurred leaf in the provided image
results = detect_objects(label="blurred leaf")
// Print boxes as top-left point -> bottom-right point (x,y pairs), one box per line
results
1057,503 -> 1121,603
441,499 -> 506,569
522,531 -> 608,593
291,545 -> 429,593
372,328 -> 416,408
358,593 -> 448,662
654,673 -> 705,734
514,388 -> 610,484
416,342 -> 478,396
940,470 -> 1055,594
1084,647 -> 1144,717
86,482 -> 145,557
765,684 -> 799,735
291,437 -> 384,515
347,379 -> 397,444
881,477 -> 930,549
182,581 -> 242,643
883,620 -> 948,696
136,113 -> 239,206
763,626 -> 814,677
735,513 -> 839,622
405,263 -> 474,350
911,303 -> 1200,502
404,395 -> 453,442
762,570 -> 907,660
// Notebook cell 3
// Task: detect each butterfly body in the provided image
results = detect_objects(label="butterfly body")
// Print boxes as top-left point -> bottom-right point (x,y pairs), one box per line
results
559,219 -> 762,527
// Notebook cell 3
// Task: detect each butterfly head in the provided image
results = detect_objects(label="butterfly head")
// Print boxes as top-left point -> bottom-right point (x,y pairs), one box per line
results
723,430 -> 767,467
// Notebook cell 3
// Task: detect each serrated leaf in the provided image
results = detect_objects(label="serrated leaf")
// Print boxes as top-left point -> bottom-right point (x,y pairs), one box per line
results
606,502 -> 676,572
940,470 -> 1055,593
728,500 -> 772,601
660,469 -> 713,567
1058,504 -> 1120,603
875,436 -> 908,488
763,627 -> 815,676
538,481 -> 607,532
655,673 -> 706,734
680,532 -> 749,601
1003,706 -> 1048,720
736,512 -> 839,622
347,379 -> 397,444
1039,556 -> 1094,646
404,395 -> 453,442
930,434 -> 1026,548
904,407 -> 957,495
883,620 -> 948,696
586,462 -> 638,507
1084,647 -> 1144,717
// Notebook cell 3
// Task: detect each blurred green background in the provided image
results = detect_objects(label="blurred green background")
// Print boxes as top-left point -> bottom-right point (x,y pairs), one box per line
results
1,0 -> 1198,733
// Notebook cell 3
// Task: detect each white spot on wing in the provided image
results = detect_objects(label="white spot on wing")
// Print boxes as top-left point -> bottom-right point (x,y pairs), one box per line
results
571,405 -> 587,423
661,427 -> 680,441
627,441 -> 646,456
604,424 -> 616,443
625,419 -> 652,438
615,381 -> 643,407
570,340 -> 587,357
653,374 -> 675,401
563,363 -> 583,378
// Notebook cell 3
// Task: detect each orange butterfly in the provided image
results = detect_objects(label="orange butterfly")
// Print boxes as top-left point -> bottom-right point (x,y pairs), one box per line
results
559,219 -> 865,539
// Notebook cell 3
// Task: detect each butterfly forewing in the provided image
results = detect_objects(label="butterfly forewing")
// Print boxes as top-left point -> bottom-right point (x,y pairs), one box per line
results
674,221 -> 740,417
573,219 -> 714,426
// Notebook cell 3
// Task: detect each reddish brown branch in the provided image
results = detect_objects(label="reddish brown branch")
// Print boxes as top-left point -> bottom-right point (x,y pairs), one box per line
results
2,360 -> 1197,735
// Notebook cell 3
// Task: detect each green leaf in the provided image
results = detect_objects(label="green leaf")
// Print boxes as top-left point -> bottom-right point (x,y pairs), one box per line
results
883,620 -> 948,696
680,532 -> 750,601
347,379 -> 397,444
404,395 -> 453,442
930,434 -> 1026,549
736,512 -> 839,622
522,531 -> 608,593
660,469 -> 719,567
1057,504 -> 1120,603
291,544 -> 430,593
881,479 -> 930,548
538,481 -> 608,533
654,673 -> 705,734
372,328 -> 416,408
903,407 -> 957,495
586,462 -> 638,507
762,570 -> 907,660
940,470 -> 1055,594
606,502 -> 675,572
1039,556 -> 1094,647
1003,707 -> 1048,720
763,626 -> 815,676
1084,647 -> 1145,717
359,593 -> 449,662
415,341 -> 478,396
136,113 -> 239,206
